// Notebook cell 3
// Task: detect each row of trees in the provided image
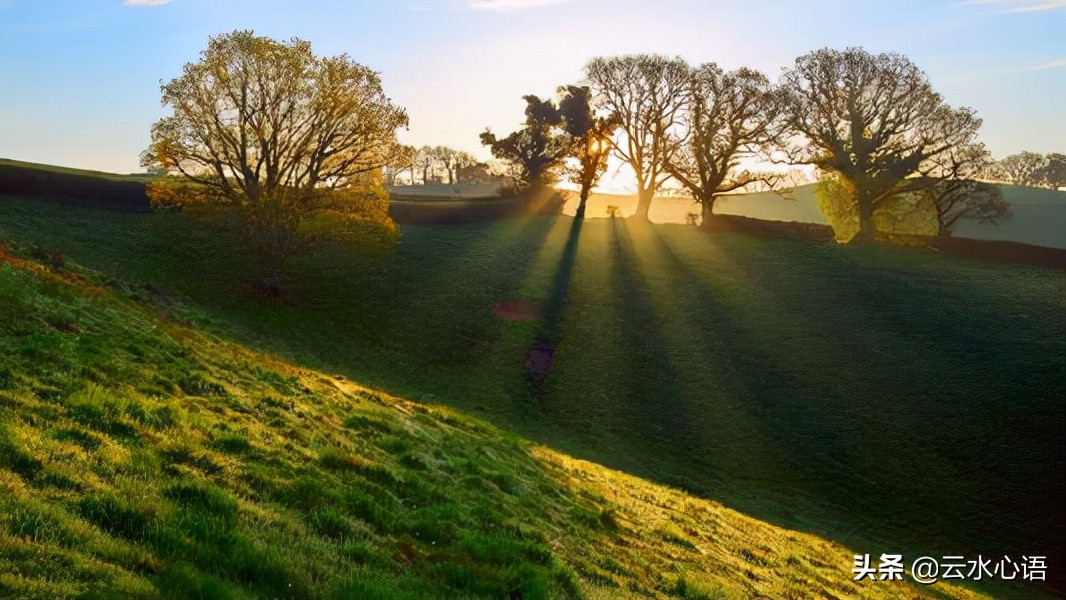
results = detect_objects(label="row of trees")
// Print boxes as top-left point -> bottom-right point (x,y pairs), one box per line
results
143,31 -> 1038,298
383,145 -> 485,186
986,151 -> 1066,189
487,48 -> 1019,242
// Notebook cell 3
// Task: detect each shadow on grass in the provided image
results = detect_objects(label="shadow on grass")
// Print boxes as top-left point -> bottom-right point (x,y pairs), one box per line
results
537,217 -> 583,343
647,226 -> 1065,590
603,219 -> 702,458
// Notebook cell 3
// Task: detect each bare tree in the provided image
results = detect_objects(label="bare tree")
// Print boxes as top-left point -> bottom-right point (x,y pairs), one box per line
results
585,55 -> 689,221
781,47 -> 980,243
145,31 -> 407,293
919,143 -> 1012,237
383,144 -> 416,186
665,63 -> 783,223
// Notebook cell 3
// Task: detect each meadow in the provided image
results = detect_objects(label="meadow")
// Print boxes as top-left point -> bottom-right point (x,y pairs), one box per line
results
2,187 -> 1063,597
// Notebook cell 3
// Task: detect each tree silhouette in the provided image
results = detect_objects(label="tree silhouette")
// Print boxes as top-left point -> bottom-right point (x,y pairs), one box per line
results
585,55 -> 689,221
145,30 -> 407,290
781,47 -> 979,243
666,63 -> 783,223
480,95 -> 568,191
557,85 -> 616,219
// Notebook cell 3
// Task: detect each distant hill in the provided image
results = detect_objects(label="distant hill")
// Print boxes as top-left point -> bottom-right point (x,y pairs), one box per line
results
0,158 -> 152,212
0,158 -> 156,183
578,183 -> 1066,249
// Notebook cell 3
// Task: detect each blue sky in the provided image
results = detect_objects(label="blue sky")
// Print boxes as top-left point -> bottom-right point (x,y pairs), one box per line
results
1,0 -> 1063,174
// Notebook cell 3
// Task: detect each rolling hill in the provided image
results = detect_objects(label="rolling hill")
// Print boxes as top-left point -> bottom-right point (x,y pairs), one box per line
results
0,241 -> 999,599
1,162 -> 1063,598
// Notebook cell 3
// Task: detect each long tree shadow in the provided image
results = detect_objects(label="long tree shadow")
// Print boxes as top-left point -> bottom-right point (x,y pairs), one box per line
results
537,215 -> 584,342
520,214 -> 584,404
646,226 -> 1065,581
601,219 -> 703,460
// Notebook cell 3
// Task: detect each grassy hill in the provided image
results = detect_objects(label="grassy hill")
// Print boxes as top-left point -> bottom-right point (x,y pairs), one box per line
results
0,241 -> 997,599
0,159 -> 151,212
2,181 -> 1064,597
0,158 -> 157,183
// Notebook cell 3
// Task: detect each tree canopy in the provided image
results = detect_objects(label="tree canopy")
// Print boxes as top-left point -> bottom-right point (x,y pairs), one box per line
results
665,63 -> 784,222
145,30 -> 408,290
557,85 -> 616,219
585,54 -> 690,221
781,47 -> 980,242
480,95 -> 568,191
994,151 -> 1066,189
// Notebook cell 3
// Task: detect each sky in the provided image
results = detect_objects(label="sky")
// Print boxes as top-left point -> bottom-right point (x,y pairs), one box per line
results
0,0 -> 1064,177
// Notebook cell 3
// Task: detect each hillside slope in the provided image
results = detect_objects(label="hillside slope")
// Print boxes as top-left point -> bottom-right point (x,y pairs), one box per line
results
0,159 -> 149,212
0,246 -> 998,598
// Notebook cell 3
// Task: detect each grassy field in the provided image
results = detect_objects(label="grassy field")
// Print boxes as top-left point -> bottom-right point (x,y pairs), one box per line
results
1,193 -> 1064,597
388,183 -> 504,201
1,224 -> 1001,599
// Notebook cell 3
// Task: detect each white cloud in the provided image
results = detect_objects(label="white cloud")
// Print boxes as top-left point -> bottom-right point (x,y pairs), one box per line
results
467,0 -> 569,10
1024,58 -> 1066,70
1004,0 -> 1066,11
123,0 -> 171,6
962,0 -> 1066,11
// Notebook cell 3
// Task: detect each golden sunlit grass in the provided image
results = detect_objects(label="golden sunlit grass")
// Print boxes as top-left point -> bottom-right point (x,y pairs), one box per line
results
0,243 -> 998,599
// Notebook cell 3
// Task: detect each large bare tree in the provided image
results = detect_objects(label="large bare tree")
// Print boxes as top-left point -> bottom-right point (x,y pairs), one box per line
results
146,30 -> 407,286
585,55 -> 689,221
666,63 -> 783,223
781,47 -> 980,242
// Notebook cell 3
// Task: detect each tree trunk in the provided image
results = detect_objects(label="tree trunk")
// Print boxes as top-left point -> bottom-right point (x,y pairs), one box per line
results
632,188 -> 653,221
849,196 -> 876,243
701,198 -> 715,224
576,187 -> 590,220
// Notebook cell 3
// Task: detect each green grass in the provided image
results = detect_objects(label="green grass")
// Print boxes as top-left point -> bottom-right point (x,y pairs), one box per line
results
0,239 -> 998,599
2,192 -> 1063,597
